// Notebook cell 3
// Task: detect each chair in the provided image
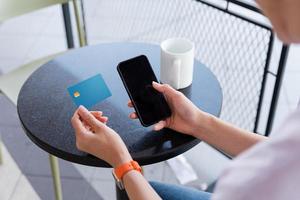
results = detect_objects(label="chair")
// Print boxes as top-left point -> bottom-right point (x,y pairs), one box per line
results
0,1 -> 87,199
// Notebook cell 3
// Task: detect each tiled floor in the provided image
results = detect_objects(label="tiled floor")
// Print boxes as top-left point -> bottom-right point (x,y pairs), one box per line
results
0,1 -> 300,200
0,144 -> 39,200
0,94 -> 103,200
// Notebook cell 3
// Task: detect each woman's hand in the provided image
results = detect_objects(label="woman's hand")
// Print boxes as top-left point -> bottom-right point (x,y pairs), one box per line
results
128,82 -> 210,136
71,106 -> 132,167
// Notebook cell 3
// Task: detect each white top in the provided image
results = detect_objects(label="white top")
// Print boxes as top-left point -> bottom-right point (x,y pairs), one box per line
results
212,106 -> 300,200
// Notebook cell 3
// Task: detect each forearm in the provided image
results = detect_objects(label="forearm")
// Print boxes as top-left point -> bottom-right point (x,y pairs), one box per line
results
123,170 -> 161,200
194,113 -> 267,157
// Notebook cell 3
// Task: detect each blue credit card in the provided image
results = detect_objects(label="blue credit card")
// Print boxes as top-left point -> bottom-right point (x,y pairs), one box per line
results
67,74 -> 112,109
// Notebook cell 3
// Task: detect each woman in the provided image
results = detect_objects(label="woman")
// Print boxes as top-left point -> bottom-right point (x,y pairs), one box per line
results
71,0 -> 300,199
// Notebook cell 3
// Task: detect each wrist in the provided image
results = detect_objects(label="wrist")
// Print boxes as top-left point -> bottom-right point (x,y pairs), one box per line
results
111,152 -> 133,168
191,110 -> 214,138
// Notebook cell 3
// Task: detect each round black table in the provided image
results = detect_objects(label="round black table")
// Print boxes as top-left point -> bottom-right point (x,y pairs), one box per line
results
17,42 -> 222,198
18,42 -> 222,166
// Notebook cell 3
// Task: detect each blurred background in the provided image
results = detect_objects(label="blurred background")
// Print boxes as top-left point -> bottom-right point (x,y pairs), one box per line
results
0,0 -> 299,199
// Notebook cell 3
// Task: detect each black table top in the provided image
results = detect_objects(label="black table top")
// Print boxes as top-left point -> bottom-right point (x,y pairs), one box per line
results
17,42 -> 222,167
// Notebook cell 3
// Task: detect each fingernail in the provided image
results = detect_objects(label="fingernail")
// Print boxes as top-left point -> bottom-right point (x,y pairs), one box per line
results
79,105 -> 88,113
152,81 -> 159,85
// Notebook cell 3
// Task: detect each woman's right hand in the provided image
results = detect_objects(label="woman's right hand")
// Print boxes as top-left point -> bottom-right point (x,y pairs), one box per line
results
128,81 -> 210,136
71,106 -> 132,168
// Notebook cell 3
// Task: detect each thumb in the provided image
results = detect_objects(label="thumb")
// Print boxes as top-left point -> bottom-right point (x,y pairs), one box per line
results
152,81 -> 176,96
78,106 -> 104,129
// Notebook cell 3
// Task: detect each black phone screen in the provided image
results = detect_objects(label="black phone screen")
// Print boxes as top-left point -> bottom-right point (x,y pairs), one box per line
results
117,55 -> 171,126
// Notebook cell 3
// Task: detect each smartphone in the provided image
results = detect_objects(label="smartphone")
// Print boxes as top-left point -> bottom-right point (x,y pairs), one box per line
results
117,55 -> 171,127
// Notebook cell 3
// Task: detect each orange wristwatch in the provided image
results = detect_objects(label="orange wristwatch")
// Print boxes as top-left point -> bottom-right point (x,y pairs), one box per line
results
112,160 -> 142,189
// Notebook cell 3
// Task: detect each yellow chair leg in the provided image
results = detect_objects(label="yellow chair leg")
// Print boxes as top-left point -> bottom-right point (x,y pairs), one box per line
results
0,138 -> 3,165
49,154 -> 63,200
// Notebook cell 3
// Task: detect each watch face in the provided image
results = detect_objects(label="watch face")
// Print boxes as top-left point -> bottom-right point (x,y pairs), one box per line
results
112,170 -> 125,190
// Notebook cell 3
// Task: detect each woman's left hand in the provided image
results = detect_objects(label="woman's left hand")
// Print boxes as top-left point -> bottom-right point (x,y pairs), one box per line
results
71,106 -> 132,167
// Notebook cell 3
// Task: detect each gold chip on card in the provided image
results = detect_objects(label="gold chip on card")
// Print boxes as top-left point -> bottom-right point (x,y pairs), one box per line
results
73,91 -> 80,98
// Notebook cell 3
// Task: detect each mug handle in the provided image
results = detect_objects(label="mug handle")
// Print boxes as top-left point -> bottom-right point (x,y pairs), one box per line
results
173,59 -> 181,89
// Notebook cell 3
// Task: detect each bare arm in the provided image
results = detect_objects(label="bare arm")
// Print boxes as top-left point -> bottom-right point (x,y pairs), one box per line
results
128,82 -> 267,158
123,171 -> 161,200
71,106 -> 161,200
194,113 -> 267,157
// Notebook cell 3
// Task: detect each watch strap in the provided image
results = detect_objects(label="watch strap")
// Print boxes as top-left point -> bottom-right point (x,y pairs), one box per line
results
114,160 -> 142,180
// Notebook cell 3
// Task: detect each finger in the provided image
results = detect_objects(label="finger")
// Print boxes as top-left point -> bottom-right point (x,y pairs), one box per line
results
129,112 -> 138,119
83,123 -> 91,130
71,110 -> 86,133
127,100 -> 133,108
91,111 -> 103,117
100,116 -> 108,123
78,105 -> 103,129
90,111 -> 107,123
71,111 -> 94,138
83,122 -> 93,132
153,120 -> 167,131
92,114 -> 104,122
94,115 -> 108,123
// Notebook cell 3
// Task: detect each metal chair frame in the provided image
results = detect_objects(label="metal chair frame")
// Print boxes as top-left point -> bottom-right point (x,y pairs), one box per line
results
196,0 -> 289,136
0,1 -> 87,200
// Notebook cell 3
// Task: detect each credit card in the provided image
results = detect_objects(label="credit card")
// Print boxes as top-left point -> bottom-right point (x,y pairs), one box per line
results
67,74 -> 112,109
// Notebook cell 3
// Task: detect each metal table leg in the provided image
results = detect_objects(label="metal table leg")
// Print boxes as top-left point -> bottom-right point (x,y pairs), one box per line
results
116,184 -> 129,200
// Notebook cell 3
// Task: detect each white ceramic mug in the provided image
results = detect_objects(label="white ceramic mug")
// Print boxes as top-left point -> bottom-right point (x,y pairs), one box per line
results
160,38 -> 194,89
